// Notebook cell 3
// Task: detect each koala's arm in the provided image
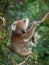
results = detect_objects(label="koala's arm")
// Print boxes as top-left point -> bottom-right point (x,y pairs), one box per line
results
21,13 -> 49,40
21,22 -> 37,40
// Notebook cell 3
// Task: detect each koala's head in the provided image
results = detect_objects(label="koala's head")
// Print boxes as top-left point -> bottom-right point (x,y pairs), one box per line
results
11,18 -> 29,34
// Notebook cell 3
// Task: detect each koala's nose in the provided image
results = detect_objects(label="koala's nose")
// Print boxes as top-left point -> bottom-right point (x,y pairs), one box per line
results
23,20 -> 26,23
22,30 -> 25,33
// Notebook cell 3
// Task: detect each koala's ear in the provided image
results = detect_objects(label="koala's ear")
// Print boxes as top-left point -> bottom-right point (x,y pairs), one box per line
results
11,24 -> 16,31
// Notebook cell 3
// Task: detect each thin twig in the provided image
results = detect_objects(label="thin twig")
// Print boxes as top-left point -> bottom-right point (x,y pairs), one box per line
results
16,55 -> 31,65
38,13 -> 49,24
32,13 -> 49,26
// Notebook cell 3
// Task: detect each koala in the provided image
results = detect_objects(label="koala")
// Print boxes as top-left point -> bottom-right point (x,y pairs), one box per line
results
10,13 -> 49,65
10,18 -> 36,57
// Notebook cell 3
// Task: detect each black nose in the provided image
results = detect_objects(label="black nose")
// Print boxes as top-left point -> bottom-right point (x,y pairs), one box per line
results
24,20 -> 26,23
22,30 -> 25,33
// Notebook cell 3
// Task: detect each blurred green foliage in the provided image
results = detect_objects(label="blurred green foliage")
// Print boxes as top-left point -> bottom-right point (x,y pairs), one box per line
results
0,0 -> 49,65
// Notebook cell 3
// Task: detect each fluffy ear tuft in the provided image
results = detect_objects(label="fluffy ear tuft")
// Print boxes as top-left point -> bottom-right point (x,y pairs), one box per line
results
11,24 -> 16,31
24,18 -> 29,30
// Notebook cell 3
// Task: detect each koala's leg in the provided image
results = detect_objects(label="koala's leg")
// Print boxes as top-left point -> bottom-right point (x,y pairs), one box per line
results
26,41 -> 36,49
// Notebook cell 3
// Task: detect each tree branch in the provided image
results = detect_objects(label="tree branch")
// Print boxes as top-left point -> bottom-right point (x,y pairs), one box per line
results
32,13 -> 49,26
28,13 -> 49,29
38,12 -> 49,24
3,3 -> 9,18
